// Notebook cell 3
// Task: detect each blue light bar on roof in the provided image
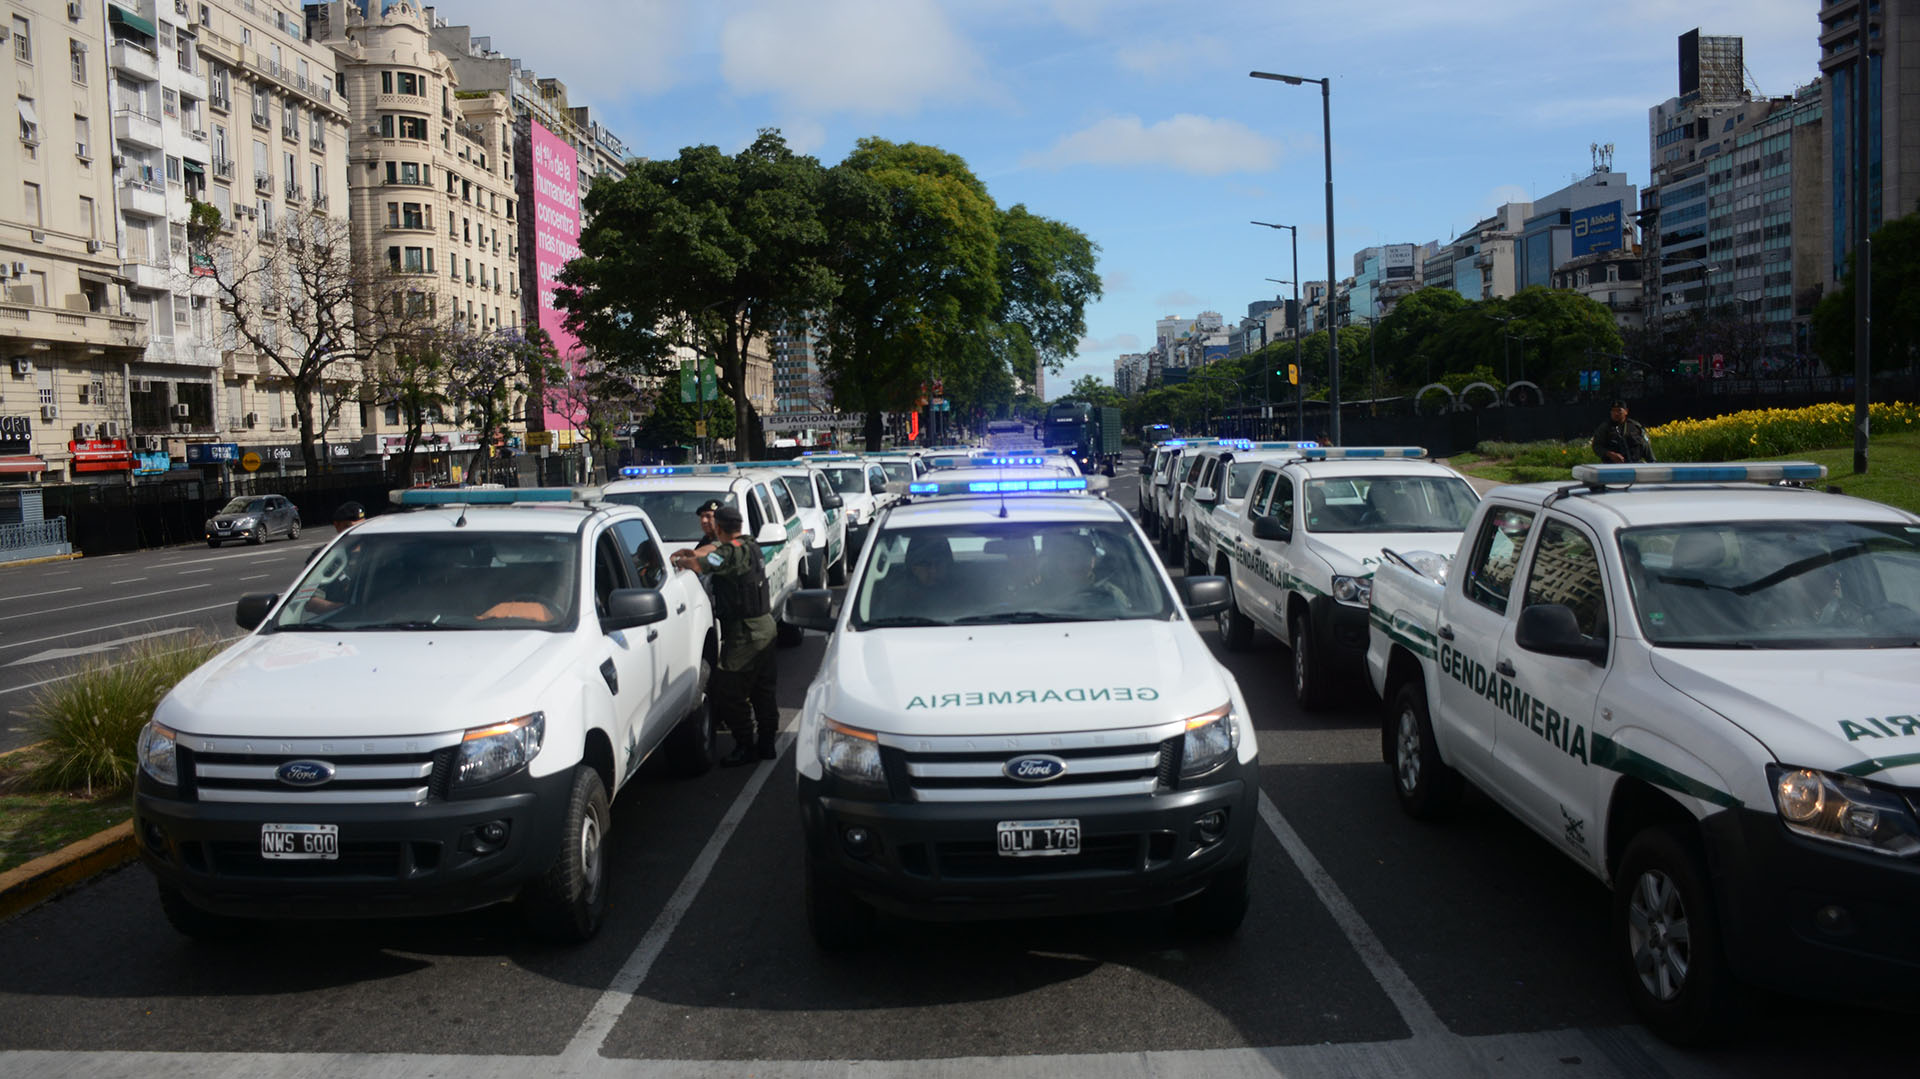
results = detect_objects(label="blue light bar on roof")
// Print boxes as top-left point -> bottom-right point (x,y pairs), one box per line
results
1252,440 -> 1319,450
618,464 -> 735,477
393,487 -> 583,505
907,477 -> 1090,496
1572,461 -> 1828,485
1298,446 -> 1427,459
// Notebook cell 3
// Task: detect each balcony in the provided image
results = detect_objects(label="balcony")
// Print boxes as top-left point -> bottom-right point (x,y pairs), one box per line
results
311,192 -> 329,212
121,257 -> 172,292
0,301 -> 144,351
179,126 -> 210,156
254,173 -> 273,195
117,176 -> 169,218
174,67 -> 209,103
110,41 -> 159,82
251,112 -> 270,131
113,108 -> 165,150
212,156 -> 234,180
284,181 -> 303,203
208,91 -> 230,114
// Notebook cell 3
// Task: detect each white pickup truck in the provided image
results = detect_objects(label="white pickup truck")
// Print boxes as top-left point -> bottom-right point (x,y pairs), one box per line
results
1365,461 -> 1920,1044
1211,447 -> 1479,709
1177,440 -> 1318,577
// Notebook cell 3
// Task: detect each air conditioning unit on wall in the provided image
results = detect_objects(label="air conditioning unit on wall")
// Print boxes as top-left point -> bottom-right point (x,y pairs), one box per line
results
172,403 -> 191,418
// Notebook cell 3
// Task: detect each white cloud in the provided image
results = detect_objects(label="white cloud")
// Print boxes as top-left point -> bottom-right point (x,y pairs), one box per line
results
1156,289 -> 1204,308
720,0 -> 997,115
436,0 -> 683,104
1026,115 -> 1280,175
1116,35 -> 1230,78
1078,332 -> 1141,354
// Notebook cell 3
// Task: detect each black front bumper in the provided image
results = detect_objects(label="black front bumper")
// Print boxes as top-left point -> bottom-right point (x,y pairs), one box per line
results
1706,806 -> 1920,995
1309,595 -> 1372,669
799,761 -> 1257,922
134,767 -> 573,920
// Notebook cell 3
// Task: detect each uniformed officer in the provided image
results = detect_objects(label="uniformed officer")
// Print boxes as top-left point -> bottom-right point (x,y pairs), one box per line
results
1591,400 -> 1656,464
671,503 -> 778,766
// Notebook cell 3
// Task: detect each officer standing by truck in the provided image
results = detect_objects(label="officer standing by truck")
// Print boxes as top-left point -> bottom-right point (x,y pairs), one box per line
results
671,503 -> 779,766
1591,400 -> 1655,463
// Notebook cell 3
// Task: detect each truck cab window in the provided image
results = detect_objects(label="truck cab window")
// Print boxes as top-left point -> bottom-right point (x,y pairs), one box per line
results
1523,518 -> 1608,641
1464,507 -> 1536,613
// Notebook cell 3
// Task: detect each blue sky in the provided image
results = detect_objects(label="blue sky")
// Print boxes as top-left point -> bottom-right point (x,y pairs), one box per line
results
448,0 -> 1821,397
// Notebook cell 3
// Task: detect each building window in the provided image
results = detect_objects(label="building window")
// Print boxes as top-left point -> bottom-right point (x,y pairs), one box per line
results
283,99 -> 297,139
398,116 -> 425,140
175,29 -> 192,72
396,71 -> 421,95
166,156 -> 181,183
22,182 -> 41,227
74,114 -> 89,158
379,114 -> 393,138
402,247 -> 424,273
18,96 -> 39,144
12,16 -> 30,64
69,39 -> 86,84
402,202 -> 423,229
381,71 -> 393,94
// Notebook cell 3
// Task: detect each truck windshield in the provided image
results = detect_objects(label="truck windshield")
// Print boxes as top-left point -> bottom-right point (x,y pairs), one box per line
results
1227,462 -> 1261,500
822,466 -> 866,495
877,460 -> 915,485
783,475 -> 817,509
1620,521 -> 1920,648
272,532 -> 580,632
604,489 -> 724,543
850,521 -> 1175,628
1303,476 -> 1479,533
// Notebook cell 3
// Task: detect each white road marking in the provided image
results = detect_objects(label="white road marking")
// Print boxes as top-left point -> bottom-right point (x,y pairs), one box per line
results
0,631 -> 242,693
7,627 -> 192,667
109,578 -> 148,585
0,602 -> 233,653
240,574 -> 271,581
153,548 -> 305,569
562,727 -> 795,1063
0,584 -> 209,623
0,587 -> 82,603
177,568 -> 215,575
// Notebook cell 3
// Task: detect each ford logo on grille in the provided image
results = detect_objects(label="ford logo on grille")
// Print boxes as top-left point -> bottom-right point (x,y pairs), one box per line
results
276,760 -> 335,787
1003,755 -> 1068,782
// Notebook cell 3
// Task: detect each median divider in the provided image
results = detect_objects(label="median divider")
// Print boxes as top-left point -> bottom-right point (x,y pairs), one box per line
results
0,819 -> 136,922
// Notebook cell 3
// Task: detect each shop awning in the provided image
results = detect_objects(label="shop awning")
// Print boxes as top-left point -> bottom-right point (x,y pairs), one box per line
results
182,159 -> 204,175
77,269 -> 115,286
108,5 -> 156,38
0,456 -> 47,475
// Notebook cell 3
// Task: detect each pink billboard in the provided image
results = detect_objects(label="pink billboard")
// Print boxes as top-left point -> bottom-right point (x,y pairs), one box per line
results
529,120 -> 584,431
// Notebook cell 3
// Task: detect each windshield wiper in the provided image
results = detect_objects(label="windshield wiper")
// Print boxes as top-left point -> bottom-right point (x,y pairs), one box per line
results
335,620 -> 470,631
952,611 -> 1082,624
859,616 -> 950,628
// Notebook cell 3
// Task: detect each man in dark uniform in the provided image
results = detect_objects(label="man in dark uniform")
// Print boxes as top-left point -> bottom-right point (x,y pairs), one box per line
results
1591,400 -> 1655,464
672,503 -> 778,766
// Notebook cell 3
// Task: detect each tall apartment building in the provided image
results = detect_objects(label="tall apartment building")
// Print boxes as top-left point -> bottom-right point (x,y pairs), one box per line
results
2,0 -> 146,482
772,320 -> 829,414
1514,170 -> 1637,292
1434,202 -> 1530,302
114,0 -> 354,461
1113,352 -> 1146,395
305,0 -> 520,463
1819,0 -> 1920,286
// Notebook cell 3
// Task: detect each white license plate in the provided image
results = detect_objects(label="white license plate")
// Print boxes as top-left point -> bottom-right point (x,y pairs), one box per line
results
996,818 -> 1080,858
260,823 -> 338,860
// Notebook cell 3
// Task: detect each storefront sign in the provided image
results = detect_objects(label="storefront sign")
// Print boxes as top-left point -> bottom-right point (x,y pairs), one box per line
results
70,438 -> 134,472
185,442 -> 241,464
0,414 -> 32,455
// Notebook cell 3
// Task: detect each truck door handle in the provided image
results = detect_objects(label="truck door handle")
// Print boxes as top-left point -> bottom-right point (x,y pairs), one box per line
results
1496,659 -> 1516,677
599,659 -> 619,696
1438,625 -> 1455,641
646,628 -> 659,642
675,604 -> 686,614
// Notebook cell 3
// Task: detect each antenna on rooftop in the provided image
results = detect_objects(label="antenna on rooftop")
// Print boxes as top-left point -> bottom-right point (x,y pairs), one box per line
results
1591,142 -> 1615,174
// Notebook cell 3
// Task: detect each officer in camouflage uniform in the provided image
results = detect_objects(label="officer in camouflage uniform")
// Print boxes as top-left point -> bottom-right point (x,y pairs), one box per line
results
672,503 -> 778,766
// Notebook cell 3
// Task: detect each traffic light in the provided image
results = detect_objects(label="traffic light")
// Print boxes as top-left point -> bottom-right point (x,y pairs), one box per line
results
1287,364 -> 1299,385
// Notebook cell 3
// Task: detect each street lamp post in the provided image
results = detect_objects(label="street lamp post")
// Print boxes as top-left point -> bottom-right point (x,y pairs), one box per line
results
1251,70 -> 1339,443
1253,221 -> 1304,439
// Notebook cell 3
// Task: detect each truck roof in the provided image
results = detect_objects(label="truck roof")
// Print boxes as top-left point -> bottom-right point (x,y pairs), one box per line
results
1281,458 -> 1469,480
364,504 -> 614,535
883,495 -> 1126,528
1483,480 -> 1917,529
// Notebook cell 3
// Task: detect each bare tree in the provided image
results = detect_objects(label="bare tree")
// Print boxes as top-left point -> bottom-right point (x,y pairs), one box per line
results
439,325 -> 562,482
194,211 -> 411,474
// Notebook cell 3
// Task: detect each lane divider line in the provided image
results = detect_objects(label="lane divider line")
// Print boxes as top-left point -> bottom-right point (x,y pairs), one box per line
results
0,603 -> 235,654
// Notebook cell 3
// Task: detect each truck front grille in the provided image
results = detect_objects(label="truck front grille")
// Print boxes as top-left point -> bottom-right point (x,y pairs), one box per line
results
178,731 -> 463,805
881,721 -> 1185,803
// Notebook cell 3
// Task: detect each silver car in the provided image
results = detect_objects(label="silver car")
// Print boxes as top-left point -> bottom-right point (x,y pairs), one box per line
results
205,495 -> 301,547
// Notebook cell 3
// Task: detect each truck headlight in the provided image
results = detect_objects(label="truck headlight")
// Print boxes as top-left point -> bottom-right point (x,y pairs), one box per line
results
455,712 -> 545,786
818,718 -> 888,795
138,721 -> 178,786
1331,574 -> 1372,608
1770,765 -> 1920,857
1180,704 -> 1237,779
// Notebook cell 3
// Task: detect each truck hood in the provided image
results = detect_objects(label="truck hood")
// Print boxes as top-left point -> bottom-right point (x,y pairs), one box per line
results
1304,531 -> 1464,577
1649,648 -> 1920,783
154,631 -> 573,739
821,621 -> 1228,737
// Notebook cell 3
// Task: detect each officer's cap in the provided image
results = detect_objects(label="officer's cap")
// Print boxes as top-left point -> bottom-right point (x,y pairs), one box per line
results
712,505 -> 744,529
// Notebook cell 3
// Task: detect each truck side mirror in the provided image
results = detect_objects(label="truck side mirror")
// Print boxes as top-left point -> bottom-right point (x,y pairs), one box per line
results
1252,514 -> 1290,542
236,593 -> 278,630
820,492 -> 844,510
1193,486 -> 1218,506
755,522 -> 786,546
602,588 -> 669,632
1514,604 -> 1608,664
785,588 -> 840,632
1175,576 -> 1231,619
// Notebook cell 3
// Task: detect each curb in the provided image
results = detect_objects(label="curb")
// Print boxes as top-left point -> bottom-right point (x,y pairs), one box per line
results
0,552 -> 83,569
0,819 -> 136,923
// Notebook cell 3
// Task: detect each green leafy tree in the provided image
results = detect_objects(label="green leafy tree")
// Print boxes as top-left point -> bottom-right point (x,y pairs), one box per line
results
1063,374 -> 1126,409
1376,286 -> 1470,388
993,205 -> 1102,389
633,386 -> 737,449
558,130 -> 838,458
1813,211 -> 1920,375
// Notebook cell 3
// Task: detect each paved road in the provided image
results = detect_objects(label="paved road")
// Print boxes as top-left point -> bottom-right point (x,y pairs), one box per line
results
0,451 -> 1908,1076
0,539 -> 321,753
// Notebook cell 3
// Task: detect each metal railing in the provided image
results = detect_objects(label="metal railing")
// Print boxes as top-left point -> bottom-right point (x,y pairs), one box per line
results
0,518 -> 67,551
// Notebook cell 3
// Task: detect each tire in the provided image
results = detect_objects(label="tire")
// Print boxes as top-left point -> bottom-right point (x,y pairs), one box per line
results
1175,857 -> 1250,938
1613,828 -> 1736,1046
665,694 -> 717,777
827,553 -> 848,587
1185,545 -> 1206,578
776,616 -> 804,647
1383,681 -> 1461,819
1290,609 -> 1329,711
248,524 -> 266,546
1217,587 -> 1256,651
157,883 -> 252,940
521,766 -> 612,944
805,858 -> 875,951
288,519 -> 300,540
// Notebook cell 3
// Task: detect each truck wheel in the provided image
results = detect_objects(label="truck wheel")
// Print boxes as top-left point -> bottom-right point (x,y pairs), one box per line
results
156,883 -> 253,940
827,554 -> 848,587
521,766 -> 611,943
1175,856 -> 1250,938
1613,828 -> 1736,1046
776,616 -> 804,647
1289,610 -> 1330,711
1217,589 -> 1256,651
806,858 -> 874,951
1384,682 -> 1461,818
665,694 -> 717,777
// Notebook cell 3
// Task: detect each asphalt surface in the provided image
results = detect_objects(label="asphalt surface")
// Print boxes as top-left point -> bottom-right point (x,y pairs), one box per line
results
1,444 -> 1912,1076
0,537 -> 321,753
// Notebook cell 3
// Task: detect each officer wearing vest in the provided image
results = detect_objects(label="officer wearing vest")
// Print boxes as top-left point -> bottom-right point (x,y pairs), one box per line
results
672,502 -> 779,766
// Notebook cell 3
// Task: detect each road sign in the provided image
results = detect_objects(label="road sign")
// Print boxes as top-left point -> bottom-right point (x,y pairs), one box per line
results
695,420 -> 708,437
524,430 -> 555,447
1288,364 -> 1299,385
240,451 -> 262,472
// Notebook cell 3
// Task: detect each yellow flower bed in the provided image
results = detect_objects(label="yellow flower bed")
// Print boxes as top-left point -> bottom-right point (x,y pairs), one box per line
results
1648,401 -> 1920,462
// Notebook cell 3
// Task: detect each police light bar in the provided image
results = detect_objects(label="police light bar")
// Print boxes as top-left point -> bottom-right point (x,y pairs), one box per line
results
731,459 -> 807,470
907,477 -> 1090,496
617,464 -> 735,477
393,487 -> 585,505
799,451 -> 859,458
1221,439 -> 1320,451
1298,446 -> 1427,459
1572,461 -> 1828,486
